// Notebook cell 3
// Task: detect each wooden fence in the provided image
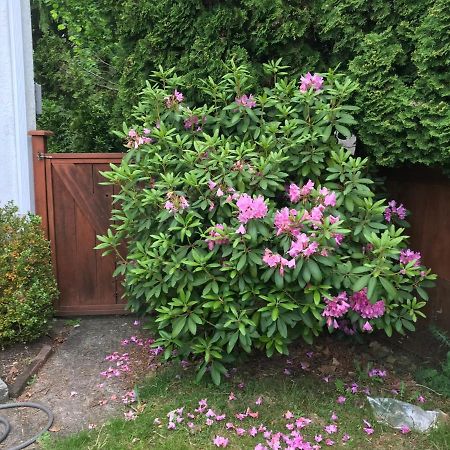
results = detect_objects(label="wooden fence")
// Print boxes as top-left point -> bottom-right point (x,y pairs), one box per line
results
30,131 -> 125,315
29,131 -> 449,328
386,168 -> 450,331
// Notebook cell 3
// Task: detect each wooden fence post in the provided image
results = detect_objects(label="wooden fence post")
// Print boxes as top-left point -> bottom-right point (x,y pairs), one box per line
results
28,130 -> 53,239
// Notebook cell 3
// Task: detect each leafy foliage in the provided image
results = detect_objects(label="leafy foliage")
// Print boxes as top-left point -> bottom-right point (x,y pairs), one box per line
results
97,62 -> 435,383
32,0 -> 450,169
0,203 -> 58,345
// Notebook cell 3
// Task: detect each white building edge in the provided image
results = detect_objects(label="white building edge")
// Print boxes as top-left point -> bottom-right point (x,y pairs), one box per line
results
0,0 -> 36,213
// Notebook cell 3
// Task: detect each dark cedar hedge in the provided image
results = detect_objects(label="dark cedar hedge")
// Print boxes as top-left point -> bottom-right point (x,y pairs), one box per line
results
33,0 -> 450,170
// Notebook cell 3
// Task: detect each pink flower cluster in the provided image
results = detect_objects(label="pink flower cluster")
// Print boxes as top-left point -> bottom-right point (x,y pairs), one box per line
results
288,180 -> 314,203
164,193 -> 189,213
399,249 -> 421,266
384,200 -> 406,222
165,89 -> 184,108
236,194 -> 268,224
322,292 -> 350,328
288,234 -> 319,258
127,128 -> 152,148
262,249 -> 296,276
299,73 -> 324,93
235,94 -> 257,108
350,289 -> 385,319
206,224 -> 229,250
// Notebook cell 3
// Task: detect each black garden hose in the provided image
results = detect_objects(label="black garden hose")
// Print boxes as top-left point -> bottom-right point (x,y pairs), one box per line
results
0,402 -> 53,450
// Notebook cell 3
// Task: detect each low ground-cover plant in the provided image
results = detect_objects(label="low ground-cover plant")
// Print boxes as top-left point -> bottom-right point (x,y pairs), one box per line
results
97,60 -> 435,384
0,202 -> 58,345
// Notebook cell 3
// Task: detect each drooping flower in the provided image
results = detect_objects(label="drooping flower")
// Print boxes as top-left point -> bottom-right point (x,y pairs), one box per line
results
300,73 -> 324,92
235,94 -> 257,108
322,292 -> 350,328
362,321 -> 373,332
384,200 -> 407,222
236,224 -> 246,235
165,90 -> 184,108
262,249 -> 295,276
399,249 -> 421,266
350,289 -> 385,319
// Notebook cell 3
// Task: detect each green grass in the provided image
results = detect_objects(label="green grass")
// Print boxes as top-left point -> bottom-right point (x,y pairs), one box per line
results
40,363 -> 450,450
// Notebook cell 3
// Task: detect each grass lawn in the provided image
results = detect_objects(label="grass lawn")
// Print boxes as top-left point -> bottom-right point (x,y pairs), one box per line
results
39,347 -> 450,450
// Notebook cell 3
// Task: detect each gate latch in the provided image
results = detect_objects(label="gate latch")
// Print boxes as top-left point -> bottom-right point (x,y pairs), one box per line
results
37,153 -> 53,160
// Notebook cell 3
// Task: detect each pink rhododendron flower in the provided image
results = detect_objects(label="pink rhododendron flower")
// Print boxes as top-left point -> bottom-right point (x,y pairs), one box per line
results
262,249 -> 295,276
342,433 -> 350,442
255,444 -> 268,450
216,414 -> 226,421
289,183 -> 301,203
249,426 -> 258,437
274,208 -> 298,236
417,395 -> 426,403
337,396 -> 346,404
400,425 -> 411,434
226,422 -> 234,429
325,439 -> 335,446
296,417 -> 312,428
228,392 -> 236,401
399,249 -> 421,266
362,321 -> 373,332
300,73 -> 324,92
236,224 -> 246,235
384,200 -> 406,222
236,94 -> 257,108
350,289 -> 385,319
206,418 -> 214,426
325,424 -> 338,434
236,427 -> 246,436
284,411 -> 294,419
363,419 -> 374,435
286,423 -> 295,430
213,435 -> 229,447
288,233 -> 309,257
208,180 -> 217,190
368,368 -> 387,378
255,397 -> 263,405
165,90 -> 184,108
324,191 -> 336,207
322,292 -> 350,327
236,194 -> 268,223
331,412 -> 338,421
315,434 -> 323,443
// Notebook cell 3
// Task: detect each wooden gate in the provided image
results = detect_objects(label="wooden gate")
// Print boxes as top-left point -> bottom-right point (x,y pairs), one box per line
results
29,131 -> 125,315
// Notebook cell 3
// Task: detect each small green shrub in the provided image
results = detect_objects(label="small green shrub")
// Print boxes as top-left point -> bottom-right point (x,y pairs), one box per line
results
0,203 -> 58,345
98,61 -> 436,384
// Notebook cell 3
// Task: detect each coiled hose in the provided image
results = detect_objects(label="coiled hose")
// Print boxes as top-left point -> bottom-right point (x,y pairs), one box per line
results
0,402 -> 53,450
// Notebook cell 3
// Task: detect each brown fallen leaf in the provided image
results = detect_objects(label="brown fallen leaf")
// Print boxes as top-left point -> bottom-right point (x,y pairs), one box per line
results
49,425 -> 61,433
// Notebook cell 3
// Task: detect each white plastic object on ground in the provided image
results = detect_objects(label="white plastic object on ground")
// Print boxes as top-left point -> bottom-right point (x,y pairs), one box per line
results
367,396 -> 448,432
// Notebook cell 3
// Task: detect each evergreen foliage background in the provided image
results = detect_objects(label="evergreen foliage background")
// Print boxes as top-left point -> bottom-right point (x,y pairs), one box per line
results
32,0 -> 450,169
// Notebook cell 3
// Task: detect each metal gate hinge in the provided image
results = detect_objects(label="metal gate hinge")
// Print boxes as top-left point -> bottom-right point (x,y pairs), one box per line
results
37,153 -> 53,160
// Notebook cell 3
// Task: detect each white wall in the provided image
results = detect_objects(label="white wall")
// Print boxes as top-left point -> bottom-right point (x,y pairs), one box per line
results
0,0 -> 36,213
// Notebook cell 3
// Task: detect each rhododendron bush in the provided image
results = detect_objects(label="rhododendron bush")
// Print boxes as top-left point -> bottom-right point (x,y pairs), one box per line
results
97,61 -> 435,384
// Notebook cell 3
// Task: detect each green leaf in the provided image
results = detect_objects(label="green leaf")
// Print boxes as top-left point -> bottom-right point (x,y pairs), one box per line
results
172,316 -> 186,337
353,274 -> 370,292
